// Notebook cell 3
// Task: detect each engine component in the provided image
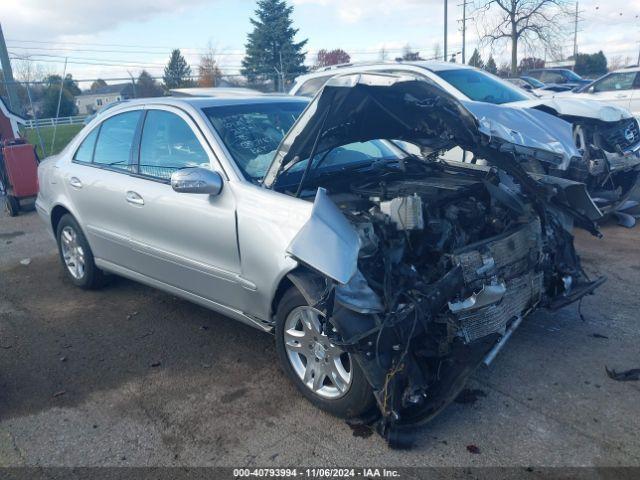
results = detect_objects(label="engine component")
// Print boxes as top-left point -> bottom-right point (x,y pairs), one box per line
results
379,194 -> 424,231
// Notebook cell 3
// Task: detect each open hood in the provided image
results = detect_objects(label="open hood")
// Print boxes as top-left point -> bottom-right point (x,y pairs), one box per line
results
510,97 -> 634,123
263,72 -> 581,187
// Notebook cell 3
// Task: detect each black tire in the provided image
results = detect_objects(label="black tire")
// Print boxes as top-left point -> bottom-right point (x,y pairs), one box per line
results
3,195 -> 19,217
275,287 -> 375,419
55,214 -> 106,289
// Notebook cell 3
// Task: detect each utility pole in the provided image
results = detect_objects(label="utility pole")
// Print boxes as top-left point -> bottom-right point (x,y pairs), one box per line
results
444,0 -> 448,61
0,22 -> 21,113
572,2 -> 584,59
127,70 -> 137,98
458,1 -> 472,64
572,2 -> 578,58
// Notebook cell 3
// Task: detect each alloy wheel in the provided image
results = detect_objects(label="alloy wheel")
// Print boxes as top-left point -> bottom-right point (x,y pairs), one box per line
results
60,225 -> 86,280
283,306 -> 352,399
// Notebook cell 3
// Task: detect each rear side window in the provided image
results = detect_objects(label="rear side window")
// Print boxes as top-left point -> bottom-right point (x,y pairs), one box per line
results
74,127 -> 99,163
295,76 -> 331,97
93,111 -> 141,171
138,110 -> 209,180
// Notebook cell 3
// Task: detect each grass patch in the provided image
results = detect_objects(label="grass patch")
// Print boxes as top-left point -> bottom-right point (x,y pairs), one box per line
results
22,124 -> 84,158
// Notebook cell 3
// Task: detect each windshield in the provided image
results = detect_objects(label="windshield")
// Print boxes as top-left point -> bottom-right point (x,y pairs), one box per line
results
275,140 -> 404,188
562,70 -> 583,81
435,68 -> 530,104
522,76 -> 544,88
203,102 -> 307,180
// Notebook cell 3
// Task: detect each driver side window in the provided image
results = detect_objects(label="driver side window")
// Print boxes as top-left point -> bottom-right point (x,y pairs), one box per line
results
138,110 -> 209,180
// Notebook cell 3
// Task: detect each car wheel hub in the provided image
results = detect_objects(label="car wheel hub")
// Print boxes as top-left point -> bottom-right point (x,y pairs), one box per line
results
284,305 -> 352,399
60,226 -> 86,280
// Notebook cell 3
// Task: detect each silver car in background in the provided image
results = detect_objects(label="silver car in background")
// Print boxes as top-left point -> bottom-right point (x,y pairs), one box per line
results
36,74 -> 603,447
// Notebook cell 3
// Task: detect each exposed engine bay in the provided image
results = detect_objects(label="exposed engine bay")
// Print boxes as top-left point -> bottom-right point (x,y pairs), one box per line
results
283,157 -> 602,447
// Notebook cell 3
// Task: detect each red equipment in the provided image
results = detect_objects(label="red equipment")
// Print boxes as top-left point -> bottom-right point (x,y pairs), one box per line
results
0,139 -> 39,217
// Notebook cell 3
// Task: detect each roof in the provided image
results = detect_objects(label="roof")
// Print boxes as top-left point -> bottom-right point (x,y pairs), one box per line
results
612,66 -> 640,73
105,94 -> 307,113
170,87 -> 263,97
295,61 -> 472,82
79,83 -> 133,96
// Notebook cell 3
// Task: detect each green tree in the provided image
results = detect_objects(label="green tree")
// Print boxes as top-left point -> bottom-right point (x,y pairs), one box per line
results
136,70 -> 164,98
241,0 -> 308,91
468,49 -> 484,68
41,87 -> 76,118
163,49 -> 193,89
573,51 -> 607,77
485,55 -> 498,75
45,74 -> 81,96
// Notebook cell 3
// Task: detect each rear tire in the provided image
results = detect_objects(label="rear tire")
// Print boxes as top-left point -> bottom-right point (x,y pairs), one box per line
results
55,214 -> 106,289
3,195 -> 19,217
275,287 -> 375,419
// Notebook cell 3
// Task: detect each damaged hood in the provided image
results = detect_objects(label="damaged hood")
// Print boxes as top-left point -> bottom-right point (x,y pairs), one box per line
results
263,72 -> 581,187
510,97 -> 634,123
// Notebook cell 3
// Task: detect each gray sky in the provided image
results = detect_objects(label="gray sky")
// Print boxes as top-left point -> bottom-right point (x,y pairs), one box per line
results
1,0 -> 639,83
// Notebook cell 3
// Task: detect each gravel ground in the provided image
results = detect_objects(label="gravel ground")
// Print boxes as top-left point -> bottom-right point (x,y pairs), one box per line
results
0,206 -> 639,468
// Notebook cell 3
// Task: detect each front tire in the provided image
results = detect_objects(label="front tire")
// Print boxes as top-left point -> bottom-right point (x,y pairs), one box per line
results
56,214 -> 106,289
275,287 -> 375,419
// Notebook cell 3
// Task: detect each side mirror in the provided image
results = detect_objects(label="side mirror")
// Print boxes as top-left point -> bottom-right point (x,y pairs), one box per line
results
171,167 -> 223,195
522,84 -> 533,91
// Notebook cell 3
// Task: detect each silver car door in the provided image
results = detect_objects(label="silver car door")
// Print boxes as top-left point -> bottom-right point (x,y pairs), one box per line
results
64,110 -> 143,264
121,107 -> 243,308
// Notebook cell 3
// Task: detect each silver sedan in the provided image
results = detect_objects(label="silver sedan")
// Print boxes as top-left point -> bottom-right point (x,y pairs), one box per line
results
36,75 -> 602,446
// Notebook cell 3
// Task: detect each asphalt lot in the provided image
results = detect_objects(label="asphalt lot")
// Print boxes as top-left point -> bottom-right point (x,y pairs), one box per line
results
1,206 -> 639,468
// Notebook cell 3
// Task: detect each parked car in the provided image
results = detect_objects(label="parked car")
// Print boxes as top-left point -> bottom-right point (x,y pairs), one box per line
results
524,68 -> 592,90
36,76 -> 603,446
566,67 -> 640,118
291,62 -> 640,219
507,76 -> 573,96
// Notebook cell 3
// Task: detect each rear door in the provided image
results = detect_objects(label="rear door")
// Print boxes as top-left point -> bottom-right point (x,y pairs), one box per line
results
120,106 -> 243,308
64,110 -> 142,264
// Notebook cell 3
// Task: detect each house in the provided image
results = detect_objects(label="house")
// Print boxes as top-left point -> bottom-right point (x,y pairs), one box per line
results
0,96 -> 26,142
75,83 -> 134,115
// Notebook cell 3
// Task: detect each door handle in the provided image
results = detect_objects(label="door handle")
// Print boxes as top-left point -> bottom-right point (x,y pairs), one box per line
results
126,191 -> 144,205
615,94 -> 628,99
69,177 -> 83,189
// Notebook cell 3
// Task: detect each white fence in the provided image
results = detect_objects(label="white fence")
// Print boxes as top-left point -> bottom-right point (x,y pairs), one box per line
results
24,115 -> 88,129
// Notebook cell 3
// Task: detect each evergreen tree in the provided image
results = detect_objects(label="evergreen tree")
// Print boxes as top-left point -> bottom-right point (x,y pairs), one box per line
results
163,49 -> 192,89
468,49 -> 484,68
485,55 -> 498,75
137,70 -> 164,98
241,0 -> 308,91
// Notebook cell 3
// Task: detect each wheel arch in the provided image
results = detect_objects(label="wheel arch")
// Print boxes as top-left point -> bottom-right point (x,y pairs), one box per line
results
50,204 -> 72,234
271,266 -> 328,318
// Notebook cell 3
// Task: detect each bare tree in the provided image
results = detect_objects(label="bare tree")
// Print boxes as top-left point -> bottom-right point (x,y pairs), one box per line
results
379,47 -> 388,61
474,0 -> 569,74
199,43 -> 222,88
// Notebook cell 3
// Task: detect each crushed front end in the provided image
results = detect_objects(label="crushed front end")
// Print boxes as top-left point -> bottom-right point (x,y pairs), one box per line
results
320,160 -> 601,446
265,72 -> 605,447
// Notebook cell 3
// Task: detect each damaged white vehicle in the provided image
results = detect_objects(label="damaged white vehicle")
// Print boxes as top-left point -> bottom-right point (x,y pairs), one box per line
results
37,74 -> 603,447
291,62 -> 640,222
